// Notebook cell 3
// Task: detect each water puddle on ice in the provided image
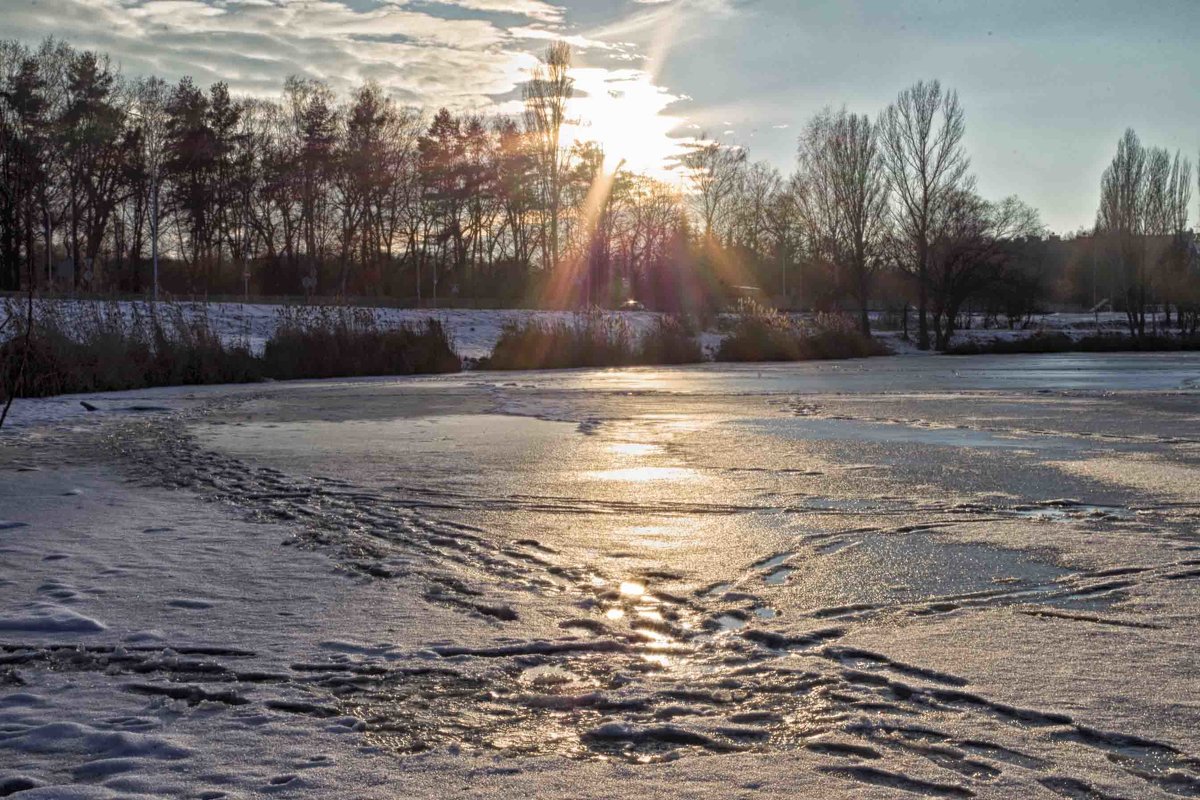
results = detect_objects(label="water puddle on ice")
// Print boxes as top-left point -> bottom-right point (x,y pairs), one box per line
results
744,417 -> 1059,450
1010,502 -> 1138,522
754,552 -> 794,570
786,534 -> 1073,610
713,613 -> 747,632
764,567 -> 795,585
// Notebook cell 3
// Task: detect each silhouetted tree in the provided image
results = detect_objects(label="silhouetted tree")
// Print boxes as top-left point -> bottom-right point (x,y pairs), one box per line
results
682,138 -> 745,243
795,108 -> 890,333
927,192 -> 1043,348
880,80 -> 971,349
524,41 -> 573,274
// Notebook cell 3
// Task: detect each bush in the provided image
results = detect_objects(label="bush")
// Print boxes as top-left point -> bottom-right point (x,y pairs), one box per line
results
486,310 -> 636,370
1,300 -> 260,400
945,333 -> 1200,355
484,311 -> 705,370
261,305 -> 461,380
945,333 -> 1072,355
637,316 -> 704,365
715,302 -> 888,362
714,301 -> 802,361
0,300 -> 462,402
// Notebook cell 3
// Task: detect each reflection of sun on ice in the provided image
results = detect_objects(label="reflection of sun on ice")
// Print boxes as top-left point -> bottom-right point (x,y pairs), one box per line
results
621,523 -> 692,551
584,467 -> 697,482
619,581 -> 646,597
642,653 -> 672,669
607,443 -> 661,456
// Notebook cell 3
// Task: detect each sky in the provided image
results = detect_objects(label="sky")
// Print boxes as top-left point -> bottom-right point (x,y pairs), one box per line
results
5,0 -> 1198,233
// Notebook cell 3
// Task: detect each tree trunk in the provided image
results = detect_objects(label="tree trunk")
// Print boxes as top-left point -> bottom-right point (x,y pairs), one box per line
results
917,239 -> 930,350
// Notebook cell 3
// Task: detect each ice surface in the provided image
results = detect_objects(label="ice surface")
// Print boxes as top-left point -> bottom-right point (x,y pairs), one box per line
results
1,352 -> 1198,797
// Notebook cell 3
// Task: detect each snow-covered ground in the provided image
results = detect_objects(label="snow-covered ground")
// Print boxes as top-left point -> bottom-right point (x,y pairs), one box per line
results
9,298 -> 1147,360
9,300 -> 677,360
2,354 -> 1199,798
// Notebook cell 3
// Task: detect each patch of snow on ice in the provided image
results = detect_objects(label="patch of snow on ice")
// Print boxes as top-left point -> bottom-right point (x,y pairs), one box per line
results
0,602 -> 106,633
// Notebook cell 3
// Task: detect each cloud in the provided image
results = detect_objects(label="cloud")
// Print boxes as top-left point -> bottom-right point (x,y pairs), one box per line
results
3,0 -> 705,179
423,0 -> 565,23
3,0 -> 536,108
508,26 -> 620,52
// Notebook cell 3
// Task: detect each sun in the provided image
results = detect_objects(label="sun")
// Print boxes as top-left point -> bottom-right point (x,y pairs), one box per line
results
563,67 -> 690,181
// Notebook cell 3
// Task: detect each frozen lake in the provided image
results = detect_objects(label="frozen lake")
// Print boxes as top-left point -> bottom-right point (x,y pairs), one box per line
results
2,353 -> 1199,798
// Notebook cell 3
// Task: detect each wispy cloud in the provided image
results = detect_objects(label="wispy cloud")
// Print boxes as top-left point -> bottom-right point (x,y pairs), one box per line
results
423,0 -> 565,23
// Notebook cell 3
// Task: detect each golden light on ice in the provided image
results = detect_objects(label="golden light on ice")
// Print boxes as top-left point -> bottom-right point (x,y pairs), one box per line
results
606,443 -> 661,456
619,580 -> 646,597
585,467 -> 697,482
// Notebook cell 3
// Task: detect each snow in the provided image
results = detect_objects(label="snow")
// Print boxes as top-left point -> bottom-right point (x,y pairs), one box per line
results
0,299 -> 1167,430
1,354 -> 1198,797
16,299 -> 677,360
11,298 -> 1149,360
0,603 -> 106,634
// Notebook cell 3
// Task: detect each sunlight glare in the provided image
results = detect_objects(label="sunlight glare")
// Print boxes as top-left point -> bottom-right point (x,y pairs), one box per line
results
562,68 -> 690,182
584,467 -> 697,482
619,580 -> 646,597
607,443 -> 661,456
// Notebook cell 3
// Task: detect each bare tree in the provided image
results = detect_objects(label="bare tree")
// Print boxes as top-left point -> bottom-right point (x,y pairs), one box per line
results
1144,148 -> 1192,329
132,76 -> 168,299
732,160 -> 781,255
928,191 -> 1043,349
764,176 -> 803,302
1096,129 -> 1154,337
795,108 -> 890,333
794,113 -> 851,312
524,41 -> 573,273
682,137 -> 745,242
880,80 -> 971,349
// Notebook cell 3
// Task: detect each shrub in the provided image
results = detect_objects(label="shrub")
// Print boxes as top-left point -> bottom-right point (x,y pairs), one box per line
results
715,301 -> 803,361
1075,334 -> 1200,352
484,310 -> 704,370
486,310 -> 636,370
945,333 -> 1200,355
0,300 -> 462,401
0,300 -> 260,400
636,316 -> 704,365
261,305 -> 461,379
803,312 -> 891,359
716,302 -> 888,362
145,302 -> 262,387
945,333 -> 1073,355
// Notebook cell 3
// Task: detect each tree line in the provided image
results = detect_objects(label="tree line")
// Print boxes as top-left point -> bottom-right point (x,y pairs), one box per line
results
0,38 -> 693,310
2,38 -> 1197,347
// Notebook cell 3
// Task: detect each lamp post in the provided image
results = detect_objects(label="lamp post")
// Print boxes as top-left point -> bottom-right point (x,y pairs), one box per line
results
151,158 -> 159,303
129,88 -> 163,303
